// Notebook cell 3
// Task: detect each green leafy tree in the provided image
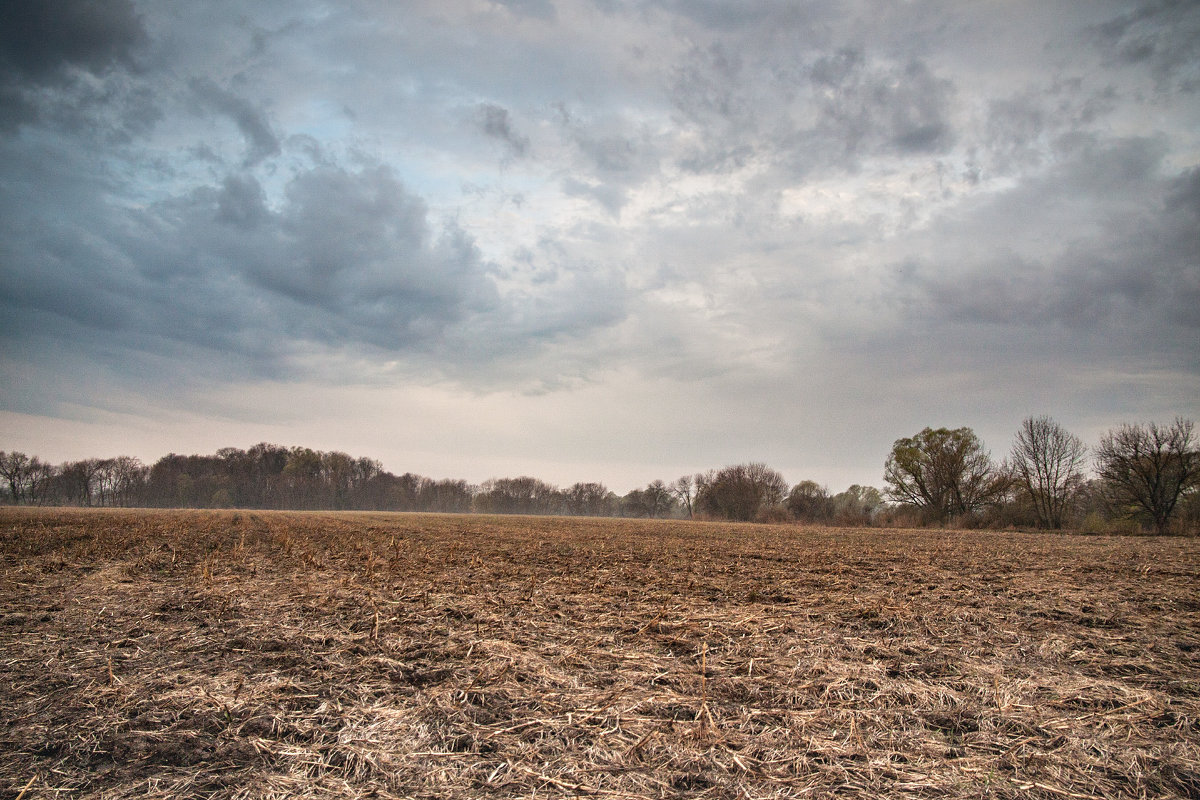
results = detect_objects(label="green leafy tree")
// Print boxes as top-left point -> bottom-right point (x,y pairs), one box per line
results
884,427 -> 1006,523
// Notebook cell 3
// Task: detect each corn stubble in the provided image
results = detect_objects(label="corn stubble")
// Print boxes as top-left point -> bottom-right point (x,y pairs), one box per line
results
1,508 -> 1199,799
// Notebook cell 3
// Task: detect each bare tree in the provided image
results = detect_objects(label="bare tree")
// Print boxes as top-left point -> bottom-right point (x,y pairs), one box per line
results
1010,416 -> 1087,529
0,451 -> 31,504
786,480 -> 831,522
643,480 -> 676,518
696,463 -> 787,522
474,476 -> 561,515
418,478 -> 474,513
829,485 -> 885,525
623,481 -> 677,518
26,458 -> 55,505
1095,418 -> 1199,534
94,458 -> 119,506
670,474 -> 697,518
59,459 -> 104,506
111,456 -> 148,507
565,482 -> 611,516
884,427 -> 1007,523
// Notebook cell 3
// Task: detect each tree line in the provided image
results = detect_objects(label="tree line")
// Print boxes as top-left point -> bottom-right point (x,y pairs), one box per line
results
0,443 -> 888,525
0,444 -> 465,513
882,417 -> 1198,534
2,416 -> 1197,533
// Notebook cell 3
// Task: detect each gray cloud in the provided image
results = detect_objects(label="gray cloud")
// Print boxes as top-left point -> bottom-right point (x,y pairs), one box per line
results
1,1 -> 1197,487
215,173 -> 269,230
0,152 -> 630,396
0,0 -> 144,79
886,137 -> 1198,367
1093,0 -> 1200,90
190,78 -> 280,166
546,101 -> 664,212
561,177 -> 626,216
669,38 -> 958,180
476,103 -> 529,157
809,55 -> 956,157
0,0 -> 148,133
494,0 -> 557,22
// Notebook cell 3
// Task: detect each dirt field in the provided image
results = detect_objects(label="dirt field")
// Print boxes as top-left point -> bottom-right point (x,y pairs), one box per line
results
1,509 -> 1198,799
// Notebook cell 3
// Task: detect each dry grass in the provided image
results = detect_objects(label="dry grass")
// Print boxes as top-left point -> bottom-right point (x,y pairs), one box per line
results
1,508 -> 1199,799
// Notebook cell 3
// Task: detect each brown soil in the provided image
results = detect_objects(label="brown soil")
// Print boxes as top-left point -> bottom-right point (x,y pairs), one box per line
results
1,508 -> 1198,798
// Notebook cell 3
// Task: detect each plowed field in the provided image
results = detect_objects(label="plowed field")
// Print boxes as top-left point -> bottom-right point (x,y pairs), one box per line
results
2,508 -> 1198,798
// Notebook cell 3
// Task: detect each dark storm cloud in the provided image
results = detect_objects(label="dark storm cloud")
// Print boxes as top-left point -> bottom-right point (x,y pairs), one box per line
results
0,0 -> 144,78
239,166 -> 482,323
0,0 -> 146,131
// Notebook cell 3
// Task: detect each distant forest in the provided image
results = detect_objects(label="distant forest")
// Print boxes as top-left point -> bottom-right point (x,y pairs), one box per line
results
2,416 -> 1198,533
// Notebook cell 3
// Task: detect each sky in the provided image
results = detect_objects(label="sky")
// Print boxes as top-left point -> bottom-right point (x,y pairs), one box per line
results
1,0 -> 1198,494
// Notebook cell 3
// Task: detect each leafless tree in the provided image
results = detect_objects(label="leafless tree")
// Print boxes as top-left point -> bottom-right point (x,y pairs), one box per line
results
1010,416 -> 1087,529
0,451 -> 31,503
26,458 -> 55,505
565,482 -> 611,516
110,456 -> 148,507
670,474 -> 697,518
475,476 -> 561,515
696,463 -> 787,522
643,480 -> 675,518
623,481 -> 677,518
786,480 -> 831,522
829,485 -> 885,525
58,458 -> 104,506
1095,418 -> 1199,534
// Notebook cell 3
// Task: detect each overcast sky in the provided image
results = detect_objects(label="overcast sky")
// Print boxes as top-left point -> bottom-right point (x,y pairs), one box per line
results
1,0 -> 1198,493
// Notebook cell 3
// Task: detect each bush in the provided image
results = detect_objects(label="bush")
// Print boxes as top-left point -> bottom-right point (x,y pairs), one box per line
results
755,506 -> 792,524
1079,512 -> 1145,536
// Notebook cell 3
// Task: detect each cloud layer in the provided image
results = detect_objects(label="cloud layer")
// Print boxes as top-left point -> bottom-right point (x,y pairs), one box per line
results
1,0 -> 1197,489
